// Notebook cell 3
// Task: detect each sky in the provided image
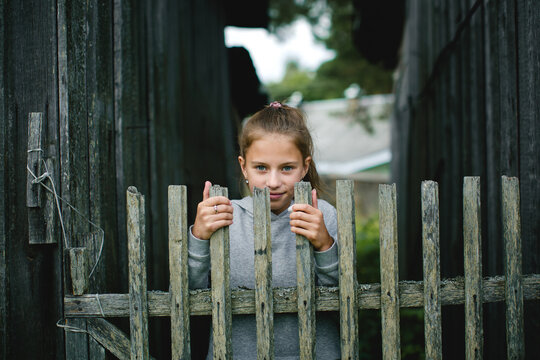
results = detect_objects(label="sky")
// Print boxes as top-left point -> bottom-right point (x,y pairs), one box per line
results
225,19 -> 335,84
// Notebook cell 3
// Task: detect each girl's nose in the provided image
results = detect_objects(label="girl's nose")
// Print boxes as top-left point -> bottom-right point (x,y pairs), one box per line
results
267,171 -> 280,188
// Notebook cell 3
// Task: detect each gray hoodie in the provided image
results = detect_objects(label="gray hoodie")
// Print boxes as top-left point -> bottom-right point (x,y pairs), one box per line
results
188,196 -> 341,359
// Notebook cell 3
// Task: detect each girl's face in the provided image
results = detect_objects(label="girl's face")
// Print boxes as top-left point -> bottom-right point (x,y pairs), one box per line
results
239,133 -> 311,214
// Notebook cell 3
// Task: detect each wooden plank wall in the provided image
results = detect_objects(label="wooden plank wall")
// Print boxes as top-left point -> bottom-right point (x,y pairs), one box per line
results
1,0 -> 239,358
0,1 -> 7,358
1,1 -> 64,359
392,0 -> 539,358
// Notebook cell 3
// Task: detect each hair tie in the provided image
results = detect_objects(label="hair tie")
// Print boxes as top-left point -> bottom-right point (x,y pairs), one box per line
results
269,101 -> 282,108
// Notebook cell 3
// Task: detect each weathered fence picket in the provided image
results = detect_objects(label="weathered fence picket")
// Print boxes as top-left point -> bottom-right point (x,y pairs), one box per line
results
502,176 -> 525,359
379,184 -> 400,360
168,185 -> 190,359
253,187 -> 274,359
126,186 -> 149,360
337,180 -> 359,359
61,177 -> 540,360
421,181 -> 442,360
294,182 -> 316,360
463,177 -> 483,360
65,246 -> 91,360
209,185 -> 233,359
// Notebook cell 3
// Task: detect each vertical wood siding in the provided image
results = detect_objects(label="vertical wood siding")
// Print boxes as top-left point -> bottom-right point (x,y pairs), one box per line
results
392,0 -> 539,356
2,0 -> 238,357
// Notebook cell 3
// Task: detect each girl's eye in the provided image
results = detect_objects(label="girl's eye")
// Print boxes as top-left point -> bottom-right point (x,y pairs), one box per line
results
255,165 -> 266,171
282,166 -> 293,171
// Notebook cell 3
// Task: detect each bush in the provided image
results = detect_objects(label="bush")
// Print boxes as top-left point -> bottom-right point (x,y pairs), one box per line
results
355,214 -> 424,359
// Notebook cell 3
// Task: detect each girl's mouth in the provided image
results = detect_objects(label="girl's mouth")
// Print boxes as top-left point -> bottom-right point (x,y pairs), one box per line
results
269,193 -> 283,200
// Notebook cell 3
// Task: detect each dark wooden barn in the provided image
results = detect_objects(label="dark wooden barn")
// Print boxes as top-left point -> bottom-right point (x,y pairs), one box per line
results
388,0 -> 539,358
0,0 -> 268,358
2,0 -> 538,358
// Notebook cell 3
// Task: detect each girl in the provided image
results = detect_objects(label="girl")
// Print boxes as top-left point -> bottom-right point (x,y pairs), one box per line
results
188,102 -> 340,359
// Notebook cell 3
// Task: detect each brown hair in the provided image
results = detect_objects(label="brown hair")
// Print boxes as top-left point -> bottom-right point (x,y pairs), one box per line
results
239,102 -> 322,192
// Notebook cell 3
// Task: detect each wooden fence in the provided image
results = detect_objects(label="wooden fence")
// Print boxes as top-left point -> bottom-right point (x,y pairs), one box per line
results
63,176 -> 540,359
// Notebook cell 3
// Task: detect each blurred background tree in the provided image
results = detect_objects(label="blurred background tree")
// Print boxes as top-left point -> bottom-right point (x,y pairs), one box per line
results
265,0 -> 394,101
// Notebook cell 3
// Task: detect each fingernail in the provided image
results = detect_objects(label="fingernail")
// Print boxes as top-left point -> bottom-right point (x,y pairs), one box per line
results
287,205 -> 293,212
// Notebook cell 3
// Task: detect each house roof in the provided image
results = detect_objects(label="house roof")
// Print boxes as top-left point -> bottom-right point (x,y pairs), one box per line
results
300,95 -> 393,176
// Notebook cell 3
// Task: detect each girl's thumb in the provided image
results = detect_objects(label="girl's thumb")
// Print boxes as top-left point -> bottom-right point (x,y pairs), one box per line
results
202,181 -> 211,201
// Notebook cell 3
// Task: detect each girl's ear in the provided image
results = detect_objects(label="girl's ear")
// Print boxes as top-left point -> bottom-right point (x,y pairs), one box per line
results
303,156 -> 312,178
238,156 -> 247,178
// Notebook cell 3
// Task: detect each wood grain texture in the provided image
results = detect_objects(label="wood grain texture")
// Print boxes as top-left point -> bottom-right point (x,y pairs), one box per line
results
0,0 -> 6,352
379,184 -> 400,360
127,187 -> 149,359
463,177 -> 483,359
26,112 -> 49,244
168,185 -> 190,359
26,112 -> 42,208
69,248 -> 89,296
337,180 -> 359,359
209,185 -> 232,359
65,248 -> 91,360
421,181 -> 442,360
516,0 -> 540,353
85,0 -> 115,300
112,0 -> 127,288
61,2 -> 95,357
43,158 -> 56,245
502,176 -> 525,359
55,1 -> 90,358
65,319 -> 89,360
64,274 -> 540,318
87,318 -> 130,360
86,318 -> 158,360
57,0 -> 70,239
294,182 -> 315,359
253,187 -> 274,360
483,2 -> 506,358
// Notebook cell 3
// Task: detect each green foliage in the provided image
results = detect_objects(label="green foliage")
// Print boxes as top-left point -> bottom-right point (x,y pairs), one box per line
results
355,214 -> 425,359
266,0 -> 394,101
356,215 -> 380,283
400,308 -> 425,359
265,62 -> 313,102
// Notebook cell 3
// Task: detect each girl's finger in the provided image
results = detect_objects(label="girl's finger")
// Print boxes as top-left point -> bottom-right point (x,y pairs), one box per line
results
290,219 -> 313,231
208,219 -> 234,232
290,226 -> 309,237
290,211 -> 317,224
211,204 -> 232,215
204,196 -> 232,208
291,203 -> 316,214
290,226 -> 318,243
210,209 -> 234,220
311,189 -> 318,209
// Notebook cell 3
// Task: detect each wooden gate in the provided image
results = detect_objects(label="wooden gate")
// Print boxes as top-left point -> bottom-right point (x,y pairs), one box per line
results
63,176 -> 540,359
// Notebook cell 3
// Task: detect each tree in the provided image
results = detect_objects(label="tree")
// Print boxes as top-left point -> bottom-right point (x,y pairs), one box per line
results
266,0 -> 394,100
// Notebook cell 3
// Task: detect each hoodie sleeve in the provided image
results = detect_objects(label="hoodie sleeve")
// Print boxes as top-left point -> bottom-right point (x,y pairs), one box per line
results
188,225 -> 210,289
314,200 -> 339,286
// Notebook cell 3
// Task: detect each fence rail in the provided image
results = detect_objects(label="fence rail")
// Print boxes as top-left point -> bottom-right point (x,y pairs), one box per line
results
63,176 -> 540,360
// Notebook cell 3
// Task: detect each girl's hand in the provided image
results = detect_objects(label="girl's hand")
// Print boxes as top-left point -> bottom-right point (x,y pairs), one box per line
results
289,189 -> 334,251
192,181 -> 234,240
